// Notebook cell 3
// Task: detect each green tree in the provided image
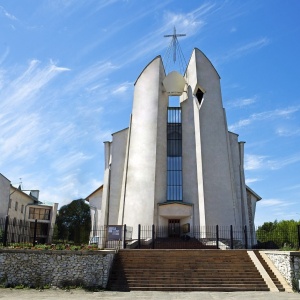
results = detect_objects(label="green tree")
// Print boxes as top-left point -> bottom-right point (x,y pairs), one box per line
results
55,199 -> 91,244
256,219 -> 300,249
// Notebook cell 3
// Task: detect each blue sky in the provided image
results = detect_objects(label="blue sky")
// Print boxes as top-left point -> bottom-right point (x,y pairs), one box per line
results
0,0 -> 299,226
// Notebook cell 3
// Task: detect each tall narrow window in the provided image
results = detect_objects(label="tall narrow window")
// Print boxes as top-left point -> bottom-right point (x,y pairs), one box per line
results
167,107 -> 183,201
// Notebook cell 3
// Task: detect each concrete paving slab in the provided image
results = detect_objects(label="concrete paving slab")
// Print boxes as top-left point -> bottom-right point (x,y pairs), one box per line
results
0,289 -> 299,300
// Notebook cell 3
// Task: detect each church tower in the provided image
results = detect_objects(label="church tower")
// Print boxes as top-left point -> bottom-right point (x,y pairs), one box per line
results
98,37 -> 260,243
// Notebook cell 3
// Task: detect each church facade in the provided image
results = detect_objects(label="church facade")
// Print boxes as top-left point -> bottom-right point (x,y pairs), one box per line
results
89,48 -> 261,244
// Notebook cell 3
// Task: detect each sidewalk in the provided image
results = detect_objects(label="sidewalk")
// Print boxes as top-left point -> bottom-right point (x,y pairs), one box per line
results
0,289 -> 299,300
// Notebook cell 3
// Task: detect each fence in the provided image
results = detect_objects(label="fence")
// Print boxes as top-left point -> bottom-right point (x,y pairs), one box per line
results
0,216 -> 54,247
135,225 -> 251,249
1,217 -> 300,250
90,224 -> 300,250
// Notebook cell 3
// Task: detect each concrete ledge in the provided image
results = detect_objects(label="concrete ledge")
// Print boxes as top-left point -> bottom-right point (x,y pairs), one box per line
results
260,251 -> 293,293
0,249 -> 116,255
247,251 -> 279,292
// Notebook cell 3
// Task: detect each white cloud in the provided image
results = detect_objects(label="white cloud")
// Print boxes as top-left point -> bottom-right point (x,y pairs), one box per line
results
258,198 -> 293,208
245,178 -> 260,184
63,61 -> 118,94
51,152 -> 93,173
281,184 -> 300,191
0,6 -> 18,21
228,96 -> 257,108
112,81 -> 133,95
219,38 -> 270,63
244,154 -> 267,170
0,47 -> 10,65
0,60 -> 70,111
267,154 -> 300,170
229,106 -> 300,131
245,153 -> 300,171
276,127 -> 300,137
115,2 -> 218,69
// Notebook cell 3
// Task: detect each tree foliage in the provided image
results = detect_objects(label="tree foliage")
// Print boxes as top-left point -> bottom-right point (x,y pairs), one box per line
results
256,219 -> 300,249
55,199 -> 91,244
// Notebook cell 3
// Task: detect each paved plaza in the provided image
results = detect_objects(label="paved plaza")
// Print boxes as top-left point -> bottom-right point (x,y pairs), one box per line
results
0,289 -> 299,300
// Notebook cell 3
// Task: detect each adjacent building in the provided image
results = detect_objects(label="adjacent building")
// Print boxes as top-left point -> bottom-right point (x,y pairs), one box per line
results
0,173 -> 58,244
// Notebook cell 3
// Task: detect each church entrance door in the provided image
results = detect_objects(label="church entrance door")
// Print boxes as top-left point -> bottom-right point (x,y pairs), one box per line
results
168,219 -> 180,237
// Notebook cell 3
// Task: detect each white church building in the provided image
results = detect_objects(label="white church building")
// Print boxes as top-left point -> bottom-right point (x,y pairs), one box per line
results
86,46 -> 261,245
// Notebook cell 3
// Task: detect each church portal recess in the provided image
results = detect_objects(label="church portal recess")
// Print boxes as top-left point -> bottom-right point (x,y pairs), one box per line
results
167,107 -> 182,201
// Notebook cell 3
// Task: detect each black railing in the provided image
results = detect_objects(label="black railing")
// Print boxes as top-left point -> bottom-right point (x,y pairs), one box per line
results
1,217 -> 300,250
0,216 -> 47,247
133,224 -> 300,250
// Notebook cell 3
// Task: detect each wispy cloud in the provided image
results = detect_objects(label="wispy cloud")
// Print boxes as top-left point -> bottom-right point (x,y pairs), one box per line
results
81,0 -> 173,58
245,154 -> 267,170
258,198 -> 294,208
0,114 -> 43,162
0,60 -> 70,111
229,106 -> 300,131
0,6 -> 18,21
0,60 -> 70,164
63,61 -> 118,94
245,153 -> 300,171
0,47 -> 10,65
281,184 -> 300,191
227,96 -> 257,108
51,152 -> 93,173
112,81 -> 133,95
115,2 -> 217,68
267,154 -> 300,170
276,127 -> 300,137
245,178 -> 260,184
94,0 -> 121,12
218,38 -> 270,63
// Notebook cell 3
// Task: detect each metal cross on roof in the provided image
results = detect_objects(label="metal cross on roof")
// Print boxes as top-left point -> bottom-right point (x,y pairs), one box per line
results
164,27 -> 186,63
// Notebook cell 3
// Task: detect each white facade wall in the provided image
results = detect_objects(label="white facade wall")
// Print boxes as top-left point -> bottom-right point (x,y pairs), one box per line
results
122,56 -> 167,231
181,88 -> 203,228
108,128 -> 128,225
99,142 -> 111,227
87,188 -> 103,234
0,174 -> 10,219
228,132 -> 243,228
183,49 -> 236,227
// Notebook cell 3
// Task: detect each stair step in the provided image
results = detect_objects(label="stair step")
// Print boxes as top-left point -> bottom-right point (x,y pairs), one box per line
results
107,250 -> 270,292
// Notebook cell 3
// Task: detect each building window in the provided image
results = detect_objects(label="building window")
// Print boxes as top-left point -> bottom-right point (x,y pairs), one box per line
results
167,107 -> 183,201
29,208 -> 51,220
21,204 -> 24,214
195,88 -> 204,105
8,198 -> 11,209
15,201 -> 18,211
30,222 -> 49,242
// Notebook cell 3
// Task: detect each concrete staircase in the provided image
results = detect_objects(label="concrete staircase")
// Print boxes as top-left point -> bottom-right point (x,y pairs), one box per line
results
107,249 -> 270,291
253,250 -> 285,291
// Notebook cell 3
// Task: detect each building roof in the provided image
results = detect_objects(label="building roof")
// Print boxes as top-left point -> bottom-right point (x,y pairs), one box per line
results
246,185 -> 262,201
10,185 -> 40,203
0,173 -> 11,182
85,185 -> 103,201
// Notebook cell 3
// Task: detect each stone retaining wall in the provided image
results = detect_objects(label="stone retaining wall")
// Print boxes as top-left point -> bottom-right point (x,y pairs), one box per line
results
0,249 -> 115,288
265,251 -> 300,287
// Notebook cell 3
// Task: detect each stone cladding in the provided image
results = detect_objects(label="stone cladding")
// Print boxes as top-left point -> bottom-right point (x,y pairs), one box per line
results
265,251 -> 300,287
0,249 -> 115,288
